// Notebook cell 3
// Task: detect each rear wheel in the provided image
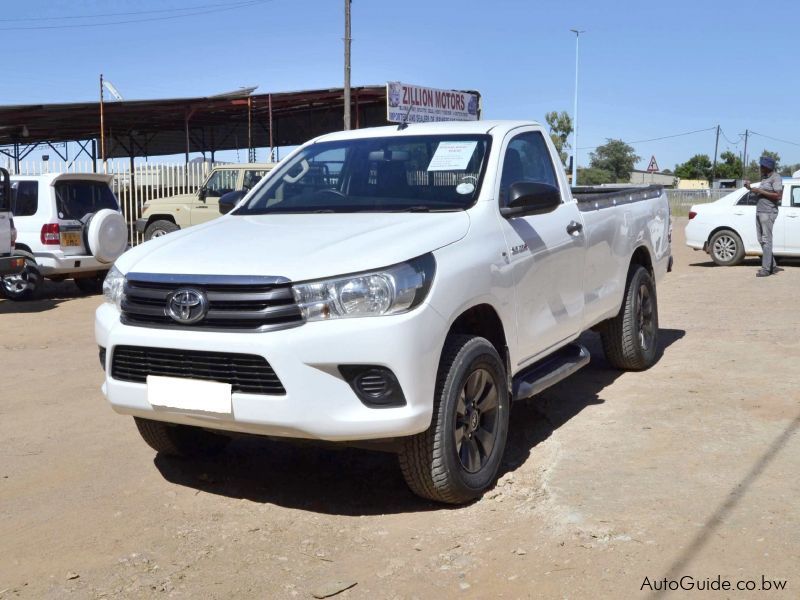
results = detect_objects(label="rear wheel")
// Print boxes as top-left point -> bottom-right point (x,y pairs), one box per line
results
600,265 -> 659,371
1,255 -> 41,301
144,220 -> 179,241
398,335 -> 510,504
709,229 -> 744,266
134,417 -> 231,458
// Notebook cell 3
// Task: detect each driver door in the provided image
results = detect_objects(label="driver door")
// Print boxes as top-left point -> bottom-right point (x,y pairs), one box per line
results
495,130 -> 585,367
191,168 -> 240,225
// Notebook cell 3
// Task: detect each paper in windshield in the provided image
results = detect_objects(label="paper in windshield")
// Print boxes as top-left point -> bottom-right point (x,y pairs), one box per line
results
427,141 -> 478,171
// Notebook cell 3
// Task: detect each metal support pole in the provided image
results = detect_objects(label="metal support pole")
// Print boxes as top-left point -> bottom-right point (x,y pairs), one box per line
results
13,142 -> 19,173
268,93 -> 274,162
354,88 -> 360,129
184,110 -> 190,166
92,139 -> 97,173
100,74 -> 107,172
247,96 -> 254,162
570,29 -> 585,186
343,0 -> 352,130
711,125 -> 720,187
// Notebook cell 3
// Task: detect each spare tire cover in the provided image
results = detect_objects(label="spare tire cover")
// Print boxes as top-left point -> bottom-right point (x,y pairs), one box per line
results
87,209 -> 128,264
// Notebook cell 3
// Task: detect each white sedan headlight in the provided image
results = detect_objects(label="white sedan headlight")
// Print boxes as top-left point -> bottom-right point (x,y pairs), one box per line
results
102,266 -> 126,310
292,254 -> 435,321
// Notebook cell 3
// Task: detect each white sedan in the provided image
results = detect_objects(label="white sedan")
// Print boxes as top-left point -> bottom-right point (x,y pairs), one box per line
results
685,181 -> 800,265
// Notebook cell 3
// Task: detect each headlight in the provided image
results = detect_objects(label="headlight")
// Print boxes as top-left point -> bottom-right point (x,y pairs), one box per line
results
102,266 -> 125,310
292,254 -> 435,321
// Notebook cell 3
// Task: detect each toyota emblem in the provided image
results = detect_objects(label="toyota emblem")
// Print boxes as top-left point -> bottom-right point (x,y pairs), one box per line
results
166,288 -> 208,325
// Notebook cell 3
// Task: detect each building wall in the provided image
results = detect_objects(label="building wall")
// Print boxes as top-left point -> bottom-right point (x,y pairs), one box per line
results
629,170 -> 676,186
677,179 -> 710,190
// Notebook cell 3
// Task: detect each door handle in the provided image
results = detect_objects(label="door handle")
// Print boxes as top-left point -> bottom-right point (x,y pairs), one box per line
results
566,220 -> 583,235
787,214 -> 799,218
733,211 -> 745,215
195,205 -> 208,209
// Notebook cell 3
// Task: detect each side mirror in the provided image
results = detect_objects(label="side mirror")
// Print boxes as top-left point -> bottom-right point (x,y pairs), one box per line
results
500,182 -> 561,218
219,190 -> 246,215
0,167 -> 10,212
197,186 -> 207,202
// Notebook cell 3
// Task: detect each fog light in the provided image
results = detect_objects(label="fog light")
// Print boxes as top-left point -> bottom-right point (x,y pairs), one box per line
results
99,346 -> 106,371
338,365 -> 406,408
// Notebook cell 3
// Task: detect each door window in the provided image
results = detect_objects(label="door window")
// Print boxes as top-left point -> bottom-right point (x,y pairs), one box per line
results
499,131 -> 559,205
737,191 -> 759,206
204,169 -> 239,197
10,181 -> 38,216
243,170 -> 269,190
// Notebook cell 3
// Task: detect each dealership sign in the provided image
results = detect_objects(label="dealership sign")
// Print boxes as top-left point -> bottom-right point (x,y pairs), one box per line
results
386,82 -> 480,124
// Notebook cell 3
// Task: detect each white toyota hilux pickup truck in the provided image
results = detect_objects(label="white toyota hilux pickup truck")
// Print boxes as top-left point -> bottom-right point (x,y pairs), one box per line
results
96,120 -> 671,504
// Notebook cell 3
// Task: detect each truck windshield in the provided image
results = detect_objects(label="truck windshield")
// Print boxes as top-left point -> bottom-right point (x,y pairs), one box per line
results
54,180 -> 118,220
235,134 -> 490,214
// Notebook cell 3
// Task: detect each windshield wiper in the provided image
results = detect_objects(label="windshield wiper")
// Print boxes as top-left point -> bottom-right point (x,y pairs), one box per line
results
399,206 -> 431,212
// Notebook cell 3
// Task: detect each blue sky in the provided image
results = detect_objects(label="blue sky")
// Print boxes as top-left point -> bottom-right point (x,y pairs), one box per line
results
3,0 -> 799,170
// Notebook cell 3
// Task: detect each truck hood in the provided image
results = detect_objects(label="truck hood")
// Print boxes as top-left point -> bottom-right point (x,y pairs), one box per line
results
117,212 -> 470,281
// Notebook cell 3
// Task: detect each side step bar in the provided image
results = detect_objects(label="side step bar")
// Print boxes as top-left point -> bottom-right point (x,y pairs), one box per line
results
512,343 -> 591,402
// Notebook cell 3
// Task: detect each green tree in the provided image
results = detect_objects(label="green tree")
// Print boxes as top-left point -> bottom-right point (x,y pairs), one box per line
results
589,139 -> 640,182
577,167 -> 614,185
674,154 -> 712,182
714,150 -> 743,180
544,111 -> 573,166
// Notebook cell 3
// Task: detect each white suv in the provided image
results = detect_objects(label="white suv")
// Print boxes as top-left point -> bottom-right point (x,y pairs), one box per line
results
2,173 -> 128,300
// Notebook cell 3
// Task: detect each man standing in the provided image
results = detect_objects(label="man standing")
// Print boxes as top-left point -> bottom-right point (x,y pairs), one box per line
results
745,156 -> 783,277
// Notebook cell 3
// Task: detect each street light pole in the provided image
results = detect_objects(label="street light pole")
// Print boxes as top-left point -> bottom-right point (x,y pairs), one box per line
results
570,29 -> 585,186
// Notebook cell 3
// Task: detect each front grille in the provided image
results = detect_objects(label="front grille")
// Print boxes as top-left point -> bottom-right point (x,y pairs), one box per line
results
111,345 -> 285,395
121,274 -> 303,332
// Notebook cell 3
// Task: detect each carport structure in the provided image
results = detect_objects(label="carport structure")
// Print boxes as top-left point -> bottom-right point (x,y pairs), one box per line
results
0,86 -> 390,169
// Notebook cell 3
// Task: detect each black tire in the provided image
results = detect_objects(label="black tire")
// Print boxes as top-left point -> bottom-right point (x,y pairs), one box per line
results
398,335 -> 510,504
144,219 -> 179,241
134,417 -> 230,458
74,272 -> 107,294
600,265 -> 659,371
708,229 -> 745,266
1,254 -> 41,301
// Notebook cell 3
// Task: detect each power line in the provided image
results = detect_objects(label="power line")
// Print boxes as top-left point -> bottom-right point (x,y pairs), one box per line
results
577,126 -> 717,151
0,1 -> 257,22
719,128 -> 742,146
749,131 -> 800,148
0,0 -> 270,31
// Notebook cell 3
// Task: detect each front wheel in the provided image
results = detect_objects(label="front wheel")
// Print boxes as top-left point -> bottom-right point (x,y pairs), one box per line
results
134,417 -> 230,458
1,255 -> 41,301
600,265 -> 659,371
398,335 -> 510,504
709,229 -> 744,266
144,220 -> 179,241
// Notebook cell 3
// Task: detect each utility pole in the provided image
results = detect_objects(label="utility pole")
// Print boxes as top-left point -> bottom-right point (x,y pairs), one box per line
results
742,129 -> 749,182
711,124 -> 720,187
570,29 -> 585,186
343,0 -> 352,130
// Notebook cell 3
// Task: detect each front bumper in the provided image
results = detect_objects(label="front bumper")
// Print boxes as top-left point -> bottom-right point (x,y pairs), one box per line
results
95,302 -> 448,442
0,254 -> 24,276
36,253 -> 109,276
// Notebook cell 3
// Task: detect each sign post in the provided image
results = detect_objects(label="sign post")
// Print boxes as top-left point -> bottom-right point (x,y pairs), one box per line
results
386,82 -> 480,124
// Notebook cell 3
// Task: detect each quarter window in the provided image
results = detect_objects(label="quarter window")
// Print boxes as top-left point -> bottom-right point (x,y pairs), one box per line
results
791,187 -> 800,207
10,181 -> 38,216
737,191 -> 759,206
499,131 -> 559,205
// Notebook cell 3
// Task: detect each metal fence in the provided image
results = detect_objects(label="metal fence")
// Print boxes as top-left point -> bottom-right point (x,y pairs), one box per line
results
6,160 -> 216,245
666,189 -> 732,216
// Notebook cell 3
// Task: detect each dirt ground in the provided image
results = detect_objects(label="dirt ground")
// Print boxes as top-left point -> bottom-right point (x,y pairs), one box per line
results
1,219 -> 798,599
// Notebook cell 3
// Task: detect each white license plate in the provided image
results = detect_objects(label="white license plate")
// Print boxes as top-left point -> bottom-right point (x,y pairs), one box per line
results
147,375 -> 232,415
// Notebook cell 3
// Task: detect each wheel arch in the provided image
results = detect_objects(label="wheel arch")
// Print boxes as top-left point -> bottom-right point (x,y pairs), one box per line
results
13,243 -> 34,256
445,303 -> 510,387
145,214 -> 178,228
630,244 -> 654,276
706,225 -> 742,246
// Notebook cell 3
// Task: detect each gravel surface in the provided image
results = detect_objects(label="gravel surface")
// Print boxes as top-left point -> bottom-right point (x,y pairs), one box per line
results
1,219 -> 797,599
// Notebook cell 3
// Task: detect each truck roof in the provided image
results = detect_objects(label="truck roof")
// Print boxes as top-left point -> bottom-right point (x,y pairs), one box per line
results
315,120 -> 542,143
10,172 -> 115,185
